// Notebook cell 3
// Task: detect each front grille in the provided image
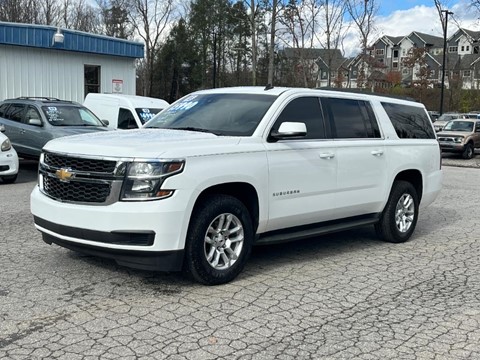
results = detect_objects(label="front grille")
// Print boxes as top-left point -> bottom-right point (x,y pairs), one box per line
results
438,137 -> 454,142
43,177 -> 111,203
40,152 -> 124,205
44,152 -> 116,174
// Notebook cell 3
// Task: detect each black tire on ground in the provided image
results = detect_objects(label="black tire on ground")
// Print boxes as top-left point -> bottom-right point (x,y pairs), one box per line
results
183,194 -> 254,285
462,143 -> 474,159
375,180 -> 419,243
1,174 -> 17,184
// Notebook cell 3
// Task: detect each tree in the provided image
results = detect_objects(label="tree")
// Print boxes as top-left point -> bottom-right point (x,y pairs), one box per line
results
345,0 -> 377,88
128,0 -> 174,96
317,0 -> 348,86
97,0 -> 133,39
0,0 -> 40,23
278,0 -> 323,87
61,0 -> 101,32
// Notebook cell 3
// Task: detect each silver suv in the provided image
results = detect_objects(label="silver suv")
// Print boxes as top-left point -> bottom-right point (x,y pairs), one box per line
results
0,97 -> 109,159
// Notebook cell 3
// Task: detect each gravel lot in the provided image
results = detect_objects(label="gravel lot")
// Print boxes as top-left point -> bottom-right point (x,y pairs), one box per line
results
0,159 -> 479,359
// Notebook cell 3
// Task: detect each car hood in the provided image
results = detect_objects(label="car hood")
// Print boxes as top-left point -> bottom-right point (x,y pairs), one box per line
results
437,131 -> 471,137
43,129 -> 242,158
50,126 -> 110,138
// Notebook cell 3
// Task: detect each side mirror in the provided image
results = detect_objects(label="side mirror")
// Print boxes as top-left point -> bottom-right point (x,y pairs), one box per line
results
101,119 -> 110,126
28,118 -> 42,126
269,122 -> 307,142
0,124 -> 5,132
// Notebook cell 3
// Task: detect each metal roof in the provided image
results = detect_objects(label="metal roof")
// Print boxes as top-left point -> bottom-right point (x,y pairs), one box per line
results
0,21 -> 143,58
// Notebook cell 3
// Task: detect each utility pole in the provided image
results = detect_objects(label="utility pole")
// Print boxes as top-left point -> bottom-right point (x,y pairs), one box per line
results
440,9 -> 453,115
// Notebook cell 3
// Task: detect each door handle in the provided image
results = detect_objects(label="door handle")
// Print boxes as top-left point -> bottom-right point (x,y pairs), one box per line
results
319,152 -> 335,159
20,129 -> 26,134
371,150 -> 384,156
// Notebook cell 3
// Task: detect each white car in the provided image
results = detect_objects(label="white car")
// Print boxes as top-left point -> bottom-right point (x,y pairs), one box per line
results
0,125 -> 19,184
31,87 -> 443,285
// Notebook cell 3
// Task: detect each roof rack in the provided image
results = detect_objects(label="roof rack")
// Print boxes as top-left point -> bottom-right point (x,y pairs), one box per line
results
15,96 -> 62,101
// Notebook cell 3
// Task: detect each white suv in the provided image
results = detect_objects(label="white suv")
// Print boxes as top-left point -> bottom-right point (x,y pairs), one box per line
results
31,87 -> 443,285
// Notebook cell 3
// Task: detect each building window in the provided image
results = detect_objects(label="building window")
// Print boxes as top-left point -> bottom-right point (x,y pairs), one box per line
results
461,46 -> 465,51
84,65 -> 101,97
393,62 -> 399,68
393,50 -> 399,58
402,49 -> 406,56
402,68 -> 409,75
449,46 -> 458,53
463,70 -> 471,77
466,46 -> 470,52
430,70 -> 436,78
376,49 -> 384,55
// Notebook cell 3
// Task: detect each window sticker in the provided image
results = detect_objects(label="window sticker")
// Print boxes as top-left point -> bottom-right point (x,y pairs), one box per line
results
45,107 -> 64,122
166,95 -> 199,113
139,108 -> 154,122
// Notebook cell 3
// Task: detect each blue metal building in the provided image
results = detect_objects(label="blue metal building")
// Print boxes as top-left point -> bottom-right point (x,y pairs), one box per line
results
0,22 -> 144,103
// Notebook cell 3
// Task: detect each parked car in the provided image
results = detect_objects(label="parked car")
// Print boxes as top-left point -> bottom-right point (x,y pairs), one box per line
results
31,86 -> 442,285
434,113 -> 463,132
437,119 -> 480,159
427,111 -> 440,122
0,125 -> 19,183
0,97 -> 110,159
84,93 -> 169,130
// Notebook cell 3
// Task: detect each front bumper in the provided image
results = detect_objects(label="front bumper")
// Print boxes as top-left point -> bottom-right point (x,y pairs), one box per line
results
0,148 -> 19,176
439,142 -> 465,153
41,231 -> 184,271
31,186 -> 192,271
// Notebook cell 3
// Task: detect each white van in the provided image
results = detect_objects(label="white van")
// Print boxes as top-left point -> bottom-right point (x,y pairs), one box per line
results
84,94 -> 169,129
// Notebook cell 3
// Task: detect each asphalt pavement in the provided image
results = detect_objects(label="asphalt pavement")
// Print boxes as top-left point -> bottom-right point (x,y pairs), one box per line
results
0,160 -> 479,359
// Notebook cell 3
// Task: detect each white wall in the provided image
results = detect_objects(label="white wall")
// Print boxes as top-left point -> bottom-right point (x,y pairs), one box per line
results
0,45 -> 136,103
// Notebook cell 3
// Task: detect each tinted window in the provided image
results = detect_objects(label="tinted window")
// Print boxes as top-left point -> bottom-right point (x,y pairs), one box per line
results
118,108 -> 137,129
135,108 -> 162,124
4,104 -> 25,123
323,98 -> 380,139
0,103 -> 9,118
146,94 -> 275,136
270,97 -> 325,139
25,106 -> 42,124
382,102 -> 436,139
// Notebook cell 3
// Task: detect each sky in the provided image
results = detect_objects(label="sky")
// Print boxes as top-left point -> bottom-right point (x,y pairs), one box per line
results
342,0 -> 479,56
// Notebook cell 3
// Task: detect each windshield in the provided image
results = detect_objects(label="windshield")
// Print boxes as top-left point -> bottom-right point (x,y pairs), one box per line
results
437,114 -> 460,122
42,105 -> 104,127
135,108 -> 163,124
145,93 -> 276,136
443,120 -> 474,132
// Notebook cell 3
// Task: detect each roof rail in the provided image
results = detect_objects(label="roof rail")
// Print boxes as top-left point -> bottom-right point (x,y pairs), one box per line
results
16,96 -> 62,101
315,87 -> 417,102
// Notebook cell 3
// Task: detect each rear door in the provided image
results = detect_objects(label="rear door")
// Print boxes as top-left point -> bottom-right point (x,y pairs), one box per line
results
321,97 -> 387,217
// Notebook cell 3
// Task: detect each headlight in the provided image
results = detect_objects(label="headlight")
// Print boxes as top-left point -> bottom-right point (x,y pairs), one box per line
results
121,160 -> 184,200
453,137 -> 464,143
1,138 -> 11,151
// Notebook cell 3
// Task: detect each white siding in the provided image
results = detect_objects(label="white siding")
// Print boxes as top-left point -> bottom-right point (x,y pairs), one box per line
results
0,45 -> 136,103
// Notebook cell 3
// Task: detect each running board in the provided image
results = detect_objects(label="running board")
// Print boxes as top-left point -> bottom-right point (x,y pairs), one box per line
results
255,213 -> 380,245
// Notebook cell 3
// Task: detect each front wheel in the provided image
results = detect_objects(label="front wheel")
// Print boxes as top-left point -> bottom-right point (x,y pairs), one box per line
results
376,180 -> 419,243
462,143 -> 474,159
183,194 -> 254,285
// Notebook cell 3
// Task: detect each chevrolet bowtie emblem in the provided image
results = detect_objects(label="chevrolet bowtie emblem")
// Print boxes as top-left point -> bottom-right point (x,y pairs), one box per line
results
56,168 -> 75,182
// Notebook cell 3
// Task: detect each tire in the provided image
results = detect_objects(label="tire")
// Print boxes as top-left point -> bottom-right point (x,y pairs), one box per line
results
462,143 -> 474,159
1,174 -> 17,184
183,194 -> 254,285
375,180 -> 419,243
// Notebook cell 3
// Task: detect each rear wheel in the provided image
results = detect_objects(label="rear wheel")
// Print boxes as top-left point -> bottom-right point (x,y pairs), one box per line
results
462,143 -> 474,159
183,194 -> 253,285
376,180 -> 419,243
